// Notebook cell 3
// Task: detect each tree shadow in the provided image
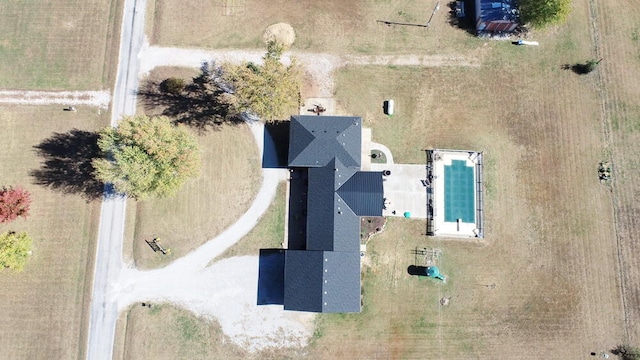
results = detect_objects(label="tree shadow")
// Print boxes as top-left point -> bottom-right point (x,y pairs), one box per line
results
561,62 -> 596,75
407,265 -> 429,276
30,129 -> 105,200
446,0 -> 476,35
137,62 -> 243,133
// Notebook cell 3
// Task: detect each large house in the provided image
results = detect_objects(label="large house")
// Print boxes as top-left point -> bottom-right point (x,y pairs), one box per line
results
283,115 -> 384,313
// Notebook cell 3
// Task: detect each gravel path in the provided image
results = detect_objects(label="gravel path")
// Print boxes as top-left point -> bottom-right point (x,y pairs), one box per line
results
139,41 -> 479,97
0,90 -> 111,108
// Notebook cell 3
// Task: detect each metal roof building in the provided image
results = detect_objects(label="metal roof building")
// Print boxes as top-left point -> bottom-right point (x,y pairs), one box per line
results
283,115 -> 384,313
475,0 -> 519,33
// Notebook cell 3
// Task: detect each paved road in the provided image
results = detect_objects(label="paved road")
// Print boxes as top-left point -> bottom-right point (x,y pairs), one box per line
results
85,0 -> 147,359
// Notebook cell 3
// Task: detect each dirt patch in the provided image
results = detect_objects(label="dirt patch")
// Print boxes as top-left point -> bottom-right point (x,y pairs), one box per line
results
361,216 -> 386,241
0,90 -> 111,108
263,23 -> 295,48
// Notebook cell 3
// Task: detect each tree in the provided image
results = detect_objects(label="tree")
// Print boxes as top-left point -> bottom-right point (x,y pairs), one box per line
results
159,77 -> 186,95
519,0 -> 572,28
223,41 -> 302,121
565,58 -> 602,75
0,231 -> 32,272
614,344 -> 640,360
583,58 -> 602,74
0,186 -> 31,223
92,115 -> 202,199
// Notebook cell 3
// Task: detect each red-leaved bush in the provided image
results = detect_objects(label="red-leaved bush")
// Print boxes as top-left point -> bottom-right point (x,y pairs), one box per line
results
0,186 -> 31,223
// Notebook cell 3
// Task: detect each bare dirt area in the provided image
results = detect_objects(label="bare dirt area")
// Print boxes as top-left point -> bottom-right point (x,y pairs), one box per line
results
0,0 -> 122,90
124,68 -> 261,269
0,105 -> 109,359
146,0 -> 482,56
589,0 -> 640,345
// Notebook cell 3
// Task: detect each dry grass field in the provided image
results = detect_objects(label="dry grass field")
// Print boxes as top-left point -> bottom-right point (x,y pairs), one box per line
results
0,105 -> 108,359
114,304 -> 245,360
217,182 -> 286,260
114,183 -> 293,360
124,68 -> 261,269
592,0 -> 640,346
114,0 -> 640,358
146,0 -> 479,55
0,0 -> 121,89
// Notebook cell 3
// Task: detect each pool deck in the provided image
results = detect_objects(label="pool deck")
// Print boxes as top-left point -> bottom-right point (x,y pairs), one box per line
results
431,150 -> 482,238
370,163 -> 427,219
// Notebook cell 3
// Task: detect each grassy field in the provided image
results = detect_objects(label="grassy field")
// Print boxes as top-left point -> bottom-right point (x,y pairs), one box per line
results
0,105 -> 108,359
217,182 -> 286,260
146,0 -> 480,55
591,0 -> 640,345
115,0 -> 640,357
319,1 -> 625,356
115,304 -> 245,360
0,0 -> 121,89
124,123 -> 260,269
123,68 -> 261,269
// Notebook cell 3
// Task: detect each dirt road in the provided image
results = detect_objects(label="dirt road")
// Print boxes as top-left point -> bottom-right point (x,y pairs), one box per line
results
0,90 -> 110,108
138,43 -> 479,97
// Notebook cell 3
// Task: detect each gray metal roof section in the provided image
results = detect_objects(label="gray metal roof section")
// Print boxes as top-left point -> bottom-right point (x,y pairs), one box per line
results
288,115 -> 362,168
306,159 -> 360,252
283,250 -> 361,313
337,171 -> 384,216
322,251 -> 361,313
477,0 -> 518,23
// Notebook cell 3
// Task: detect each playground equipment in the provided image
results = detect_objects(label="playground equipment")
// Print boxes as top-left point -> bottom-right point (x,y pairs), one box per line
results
424,266 -> 446,281
410,247 -> 447,282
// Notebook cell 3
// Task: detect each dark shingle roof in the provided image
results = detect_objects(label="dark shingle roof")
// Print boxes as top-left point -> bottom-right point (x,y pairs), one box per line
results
338,171 -> 384,216
283,250 -> 324,312
305,159 -> 361,252
283,115 -> 383,313
283,250 -> 361,313
288,115 -> 362,168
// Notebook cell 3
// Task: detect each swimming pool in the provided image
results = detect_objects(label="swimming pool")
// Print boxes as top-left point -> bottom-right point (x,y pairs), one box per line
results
444,160 -> 475,223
